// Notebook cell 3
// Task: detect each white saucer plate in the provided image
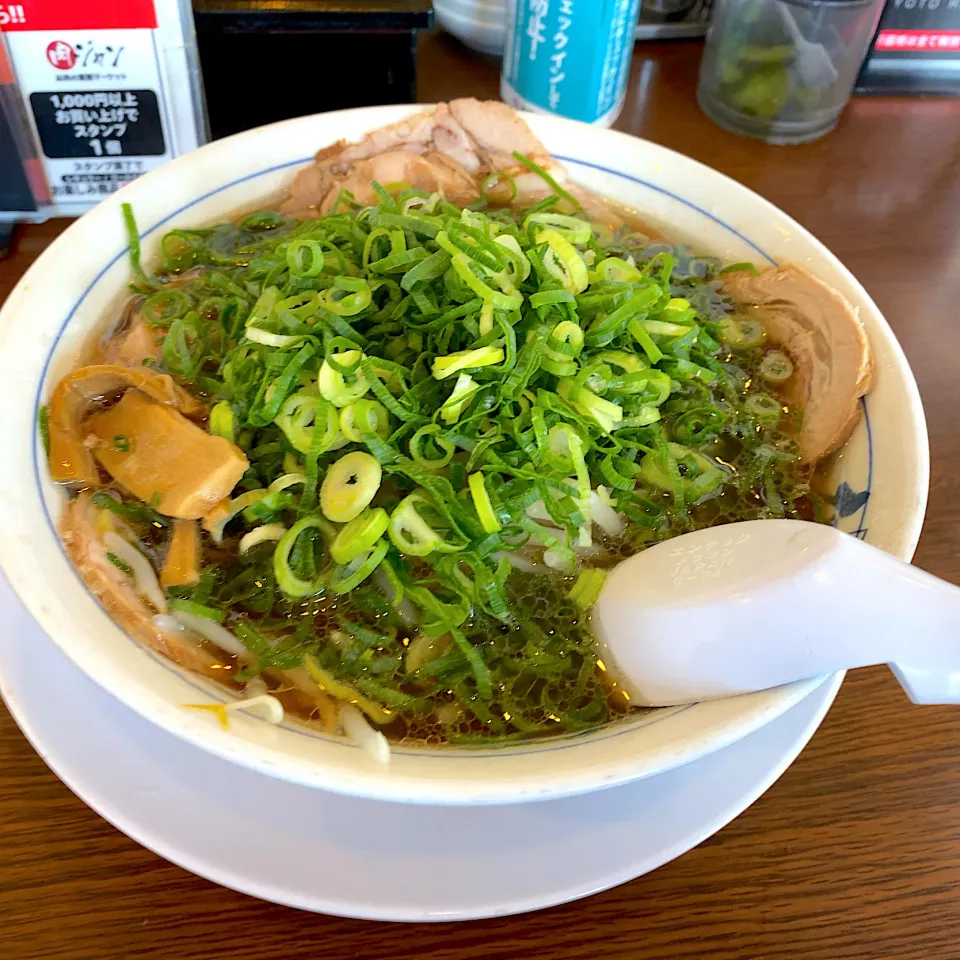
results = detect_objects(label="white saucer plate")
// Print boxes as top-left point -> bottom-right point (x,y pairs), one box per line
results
0,576 -> 841,921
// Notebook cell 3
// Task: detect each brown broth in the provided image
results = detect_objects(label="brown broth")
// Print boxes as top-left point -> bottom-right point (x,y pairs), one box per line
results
54,194 -> 822,747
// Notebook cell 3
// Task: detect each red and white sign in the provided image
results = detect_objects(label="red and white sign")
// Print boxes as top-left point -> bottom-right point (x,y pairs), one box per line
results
0,0 -> 157,32
45,38 -> 75,69
1,0 -> 202,214
0,5 -> 27,26
876,29 -> 960,51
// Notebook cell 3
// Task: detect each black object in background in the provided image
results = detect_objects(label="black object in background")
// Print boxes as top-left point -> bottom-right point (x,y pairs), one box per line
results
857,0 -> 960,95
1,49 -> 38,215
0,102 -> 36,214
193,0 -> 434,141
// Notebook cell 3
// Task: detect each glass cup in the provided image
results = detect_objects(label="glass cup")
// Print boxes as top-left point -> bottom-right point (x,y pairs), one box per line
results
697,0 -> 886,144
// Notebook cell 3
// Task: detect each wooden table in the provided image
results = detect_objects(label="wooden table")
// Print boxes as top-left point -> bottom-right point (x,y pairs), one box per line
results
3,32 -> 960,960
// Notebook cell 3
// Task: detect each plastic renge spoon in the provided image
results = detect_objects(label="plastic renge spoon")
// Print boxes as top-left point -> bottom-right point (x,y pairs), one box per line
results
592,520 -> 959,707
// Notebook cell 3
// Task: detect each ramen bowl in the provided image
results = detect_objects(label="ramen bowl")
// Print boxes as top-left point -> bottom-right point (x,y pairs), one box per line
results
0,106 -> 928,805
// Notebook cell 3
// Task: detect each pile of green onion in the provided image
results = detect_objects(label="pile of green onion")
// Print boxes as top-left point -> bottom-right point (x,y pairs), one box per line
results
114,171 -> 814,743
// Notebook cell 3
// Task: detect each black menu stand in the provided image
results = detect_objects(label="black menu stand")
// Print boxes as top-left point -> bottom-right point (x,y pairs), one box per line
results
193,0 -> 434,141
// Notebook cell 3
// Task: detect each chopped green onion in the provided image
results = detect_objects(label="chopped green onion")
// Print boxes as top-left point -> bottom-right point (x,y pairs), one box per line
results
268,473 -> 307,493
662,297 -> 696,325
239,523 -> 287,555
339,399 -> 390,442
674,406 -> 727,443
330,508 -> 390,564
273,517 -> 327,597
276,393 -> 340,455
320,451 -> 382,523
321,279 -> 372,316
409,424 -> 456,469
169,597 -> 225,623
318,351 -> 370,407
38,405 -> 50,458
641,442 -> 728,504
760,350 -> 794,383
596,350 -> 645,373
558,380 -> 623,433
449,626 -> 493,699
745,393 -> 783,423
100,186 -> 805,744
524,212 -> 592,244
468,472 -> 501,534
440,373 -> 480,425
431,346 -> 505,380
205,489 -> 267,542
121,202 -> 152,290
286,239 -> 327,277
536,228 -> 588,294
92,491 -> 168,529
628,318 -> 664,364
607,368 -> 671,404
331,539 -> 390,594
106,552 -> 133,576
546,320 -> 585,360
511,151 -> 581,210
494,234 -> 531,280
142,289 -> 191,327
451,254 -> 523,310
388,492 -> 461,556
209,401 -> 236,443
720,261 -> 760,276
569,568 -> 607,610
596,257 -> 643,283
719,316 -> 766,350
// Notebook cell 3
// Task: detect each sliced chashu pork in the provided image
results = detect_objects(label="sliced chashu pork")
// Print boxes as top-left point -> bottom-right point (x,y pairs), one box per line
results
281,98 -> 628,229
101,311 -> 163,367
723,265 -> 873,463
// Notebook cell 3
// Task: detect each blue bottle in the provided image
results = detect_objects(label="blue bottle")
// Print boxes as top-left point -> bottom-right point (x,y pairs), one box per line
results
501,0 -> 641,127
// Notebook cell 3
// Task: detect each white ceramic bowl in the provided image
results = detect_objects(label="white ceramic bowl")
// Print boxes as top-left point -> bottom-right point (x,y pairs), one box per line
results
436,0 -> 505,13
0,106 -> 928,805
434,4 -> 506,56
436,0 -> 505,9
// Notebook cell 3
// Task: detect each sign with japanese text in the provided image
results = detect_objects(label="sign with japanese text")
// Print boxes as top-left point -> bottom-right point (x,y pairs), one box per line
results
1,0 -> 202,214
